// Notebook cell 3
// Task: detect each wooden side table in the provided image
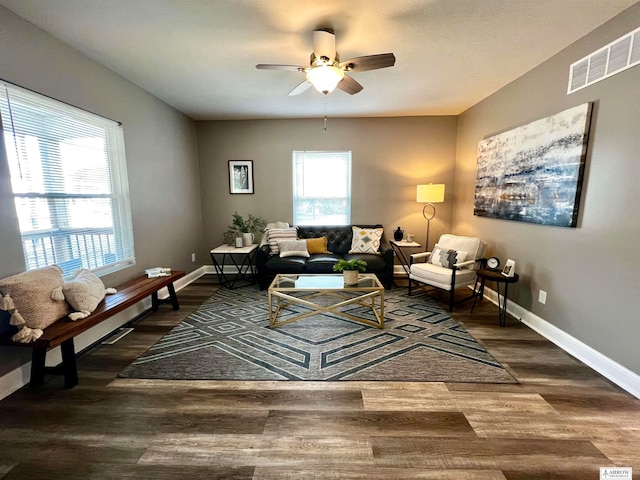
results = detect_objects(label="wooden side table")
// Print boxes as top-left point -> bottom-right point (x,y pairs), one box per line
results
210,244 -> 258,289
470,268 -> 519,327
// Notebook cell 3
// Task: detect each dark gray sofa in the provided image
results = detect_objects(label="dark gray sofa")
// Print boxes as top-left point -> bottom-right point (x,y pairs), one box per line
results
256,224 -> 394,289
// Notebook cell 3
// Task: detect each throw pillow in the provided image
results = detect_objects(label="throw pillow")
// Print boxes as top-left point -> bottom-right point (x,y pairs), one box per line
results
278,240 -> 310,258
429,244 -> 468,269
0,265 -> 69,343
306,236 -> 330,254
348,226 -> 383,254
265,227 -> 298,255
62,269 -> 117,321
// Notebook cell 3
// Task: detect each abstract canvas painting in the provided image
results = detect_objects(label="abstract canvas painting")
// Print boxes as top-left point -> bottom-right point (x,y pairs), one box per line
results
474,103 -> 592,227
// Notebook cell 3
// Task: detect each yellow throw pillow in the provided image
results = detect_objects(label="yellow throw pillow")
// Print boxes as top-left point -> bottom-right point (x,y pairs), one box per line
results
306,237 -> 330,254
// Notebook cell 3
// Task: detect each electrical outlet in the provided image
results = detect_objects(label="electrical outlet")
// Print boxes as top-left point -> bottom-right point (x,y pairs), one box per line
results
538,290 -> 547,304
191,253 -> 196,262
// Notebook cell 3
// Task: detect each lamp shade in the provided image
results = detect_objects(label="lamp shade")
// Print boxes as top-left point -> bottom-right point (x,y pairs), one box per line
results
306,65 -> 345,94
416,184 -> 445,203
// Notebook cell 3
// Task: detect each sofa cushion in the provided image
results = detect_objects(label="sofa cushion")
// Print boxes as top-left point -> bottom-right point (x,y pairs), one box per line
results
278,240 -> 310,258
343,253 -> 387,273
349,226 -> 383,254
264,255 -> 307,274
306,253 -> 342,273
306,237 -> 330,254
265,227 -> 298,255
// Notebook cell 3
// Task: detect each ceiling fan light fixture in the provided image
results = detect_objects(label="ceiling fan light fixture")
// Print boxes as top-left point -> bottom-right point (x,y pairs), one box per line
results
306,65 -> 344,94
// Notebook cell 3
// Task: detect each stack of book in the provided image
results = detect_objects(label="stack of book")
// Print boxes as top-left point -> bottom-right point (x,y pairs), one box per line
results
145,267 -> 172,278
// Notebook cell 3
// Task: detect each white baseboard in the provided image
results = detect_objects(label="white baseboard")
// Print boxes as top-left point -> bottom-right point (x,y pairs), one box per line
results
478,286 -> 640,399
0,266 -> 209,401
393,265 -> 409,276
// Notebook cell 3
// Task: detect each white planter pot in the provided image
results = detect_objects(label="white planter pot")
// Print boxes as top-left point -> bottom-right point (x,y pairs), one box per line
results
242,232 -> 254,246
343,270 -> 359,285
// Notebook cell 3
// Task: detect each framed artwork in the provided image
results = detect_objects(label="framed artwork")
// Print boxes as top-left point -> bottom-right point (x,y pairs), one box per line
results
501,259 -> 515,277
228,160 -> 254,194
474,103 -> 592,227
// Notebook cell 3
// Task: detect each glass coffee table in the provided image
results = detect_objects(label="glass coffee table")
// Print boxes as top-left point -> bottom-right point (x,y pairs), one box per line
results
268,274 -> 385,329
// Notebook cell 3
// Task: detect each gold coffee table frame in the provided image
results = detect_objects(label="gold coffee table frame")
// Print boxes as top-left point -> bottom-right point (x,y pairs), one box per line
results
268,274 -> 385,329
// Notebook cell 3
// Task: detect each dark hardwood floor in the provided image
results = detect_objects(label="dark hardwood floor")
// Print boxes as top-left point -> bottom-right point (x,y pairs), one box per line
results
1,275 -> 638,479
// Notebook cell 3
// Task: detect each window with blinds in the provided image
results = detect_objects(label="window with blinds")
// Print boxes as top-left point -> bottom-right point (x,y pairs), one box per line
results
0,81 -> 135,277
293,150 -> 351,225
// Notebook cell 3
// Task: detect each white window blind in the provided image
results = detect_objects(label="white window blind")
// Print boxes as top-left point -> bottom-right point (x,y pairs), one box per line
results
0,82 -> 135,277
293,150 -> 351,225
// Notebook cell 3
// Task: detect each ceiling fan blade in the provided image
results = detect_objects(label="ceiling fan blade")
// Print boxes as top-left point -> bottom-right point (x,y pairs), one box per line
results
337,75 -> 363,95
312,28 -> 336,63
340,53 -> 396,72
288,81 -> 313,96
256,64 -> 306,72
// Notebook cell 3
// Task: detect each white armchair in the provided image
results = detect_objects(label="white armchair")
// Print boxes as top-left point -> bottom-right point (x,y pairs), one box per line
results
408,234 -> 486,311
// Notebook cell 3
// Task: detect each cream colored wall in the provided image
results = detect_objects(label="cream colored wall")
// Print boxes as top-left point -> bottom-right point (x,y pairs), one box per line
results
453,4 -> 640,374
197,116 -> 458,252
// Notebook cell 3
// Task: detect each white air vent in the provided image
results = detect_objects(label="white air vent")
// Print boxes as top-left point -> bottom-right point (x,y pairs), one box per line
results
568,26 -> 640,94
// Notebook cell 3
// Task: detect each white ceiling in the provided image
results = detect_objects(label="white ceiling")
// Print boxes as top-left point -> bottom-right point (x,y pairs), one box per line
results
1,0 -> 636,120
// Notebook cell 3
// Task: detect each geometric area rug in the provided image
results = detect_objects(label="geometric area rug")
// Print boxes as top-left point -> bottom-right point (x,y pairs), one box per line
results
119,285 -> 517,383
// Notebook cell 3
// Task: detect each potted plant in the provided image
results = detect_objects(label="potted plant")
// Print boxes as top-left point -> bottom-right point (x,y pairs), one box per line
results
332,259 -> 367,285
228,212 -> 267,246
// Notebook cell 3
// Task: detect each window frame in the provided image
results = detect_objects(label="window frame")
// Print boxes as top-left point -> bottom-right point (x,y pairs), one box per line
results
292,150 -> 352,225
0,81 -> 136,277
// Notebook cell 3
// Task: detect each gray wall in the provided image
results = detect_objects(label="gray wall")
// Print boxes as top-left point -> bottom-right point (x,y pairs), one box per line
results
197,116 -> 458,252
454,4 -> 640,375
0,7 -> 205,374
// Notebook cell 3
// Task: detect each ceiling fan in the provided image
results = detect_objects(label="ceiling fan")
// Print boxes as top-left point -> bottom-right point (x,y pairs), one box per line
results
256,28 -> 396,96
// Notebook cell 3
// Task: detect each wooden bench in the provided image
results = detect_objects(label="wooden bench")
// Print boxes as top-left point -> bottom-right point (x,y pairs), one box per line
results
0,270 -> 185,388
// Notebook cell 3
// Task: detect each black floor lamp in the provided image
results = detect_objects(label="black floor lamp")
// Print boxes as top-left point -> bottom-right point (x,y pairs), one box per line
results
416,183 -> 445,252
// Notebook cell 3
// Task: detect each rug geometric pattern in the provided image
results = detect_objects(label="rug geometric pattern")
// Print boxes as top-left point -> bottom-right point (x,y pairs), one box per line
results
119,286 -> 517,383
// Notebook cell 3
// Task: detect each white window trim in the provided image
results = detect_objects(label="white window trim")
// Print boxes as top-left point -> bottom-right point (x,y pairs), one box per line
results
292,150 -> 352,225
0,81 -> 135,277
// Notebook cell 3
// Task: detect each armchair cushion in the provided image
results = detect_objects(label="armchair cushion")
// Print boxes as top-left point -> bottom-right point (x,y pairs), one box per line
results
410,262 -> 477,290
436,234 -> 485,267
429,244 -> 468,269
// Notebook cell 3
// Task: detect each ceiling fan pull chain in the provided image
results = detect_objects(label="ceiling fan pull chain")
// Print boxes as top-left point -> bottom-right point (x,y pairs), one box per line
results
323,94 -> 328,133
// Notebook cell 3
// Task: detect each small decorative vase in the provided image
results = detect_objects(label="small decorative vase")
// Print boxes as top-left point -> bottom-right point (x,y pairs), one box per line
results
242,232 -> 254,246
343,270 -> 359,285
223,231 -> 237,246
393,226 -> 404,241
